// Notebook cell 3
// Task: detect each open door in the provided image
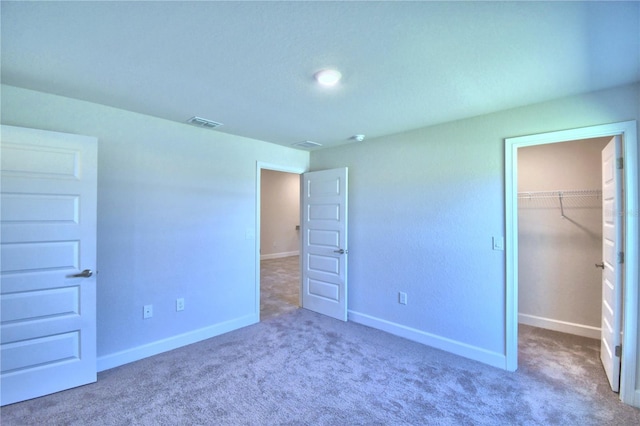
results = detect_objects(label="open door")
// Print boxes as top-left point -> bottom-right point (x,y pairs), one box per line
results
301,168 -> 348,321
600,135 -> 623,392
1,126 -> 98,405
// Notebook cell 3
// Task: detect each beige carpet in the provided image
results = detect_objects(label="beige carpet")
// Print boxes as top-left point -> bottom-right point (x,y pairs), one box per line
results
2,256 -> 638,425
260,256 -> 300,320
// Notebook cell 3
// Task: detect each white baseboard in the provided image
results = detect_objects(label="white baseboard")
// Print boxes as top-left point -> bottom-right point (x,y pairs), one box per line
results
518,313 -> 601,339
97,313 -> 259,372
348,310 -> 506,370
260,251 -> 299,260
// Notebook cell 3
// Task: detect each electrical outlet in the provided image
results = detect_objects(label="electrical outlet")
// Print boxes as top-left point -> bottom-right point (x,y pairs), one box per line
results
143,304 -> 153,319
176,298 -> 185,312
399,292 -> 408,305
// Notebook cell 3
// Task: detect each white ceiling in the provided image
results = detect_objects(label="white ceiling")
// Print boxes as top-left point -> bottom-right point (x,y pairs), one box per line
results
2,1 -> 639,150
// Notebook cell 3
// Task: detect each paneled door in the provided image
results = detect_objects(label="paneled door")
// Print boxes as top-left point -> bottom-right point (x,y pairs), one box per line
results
301,168 -> 348,321
1,125 -> 98,405
600,135 -> 623,392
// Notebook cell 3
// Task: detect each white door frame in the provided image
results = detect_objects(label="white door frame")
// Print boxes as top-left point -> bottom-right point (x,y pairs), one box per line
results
255,162 -> 307,318
505,121 -> 638,406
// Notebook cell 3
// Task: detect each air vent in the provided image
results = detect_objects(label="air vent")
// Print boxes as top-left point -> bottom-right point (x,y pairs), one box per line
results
293,140 -> 323,149
187,116 -> 223,129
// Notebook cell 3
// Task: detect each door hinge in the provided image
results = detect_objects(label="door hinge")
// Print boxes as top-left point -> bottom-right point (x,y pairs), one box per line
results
617,157 -> 624,170
618,252 -> 624,264
615,345 -> 622,357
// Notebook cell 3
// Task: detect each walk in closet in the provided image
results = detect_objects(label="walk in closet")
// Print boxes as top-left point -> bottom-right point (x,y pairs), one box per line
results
518,137 -> 611,338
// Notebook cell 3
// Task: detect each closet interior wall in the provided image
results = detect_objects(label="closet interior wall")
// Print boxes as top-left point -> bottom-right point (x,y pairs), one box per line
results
518,137 -> 612,338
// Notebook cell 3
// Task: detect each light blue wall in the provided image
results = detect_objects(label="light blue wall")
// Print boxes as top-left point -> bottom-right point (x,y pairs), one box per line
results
3,83 -> 638,371
1,85 -> 310,369
310,83 -> 640,365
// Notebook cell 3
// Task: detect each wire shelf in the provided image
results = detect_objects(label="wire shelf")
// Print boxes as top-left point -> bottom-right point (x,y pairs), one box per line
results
517,189 -> 602,217
517,189 -> 602,199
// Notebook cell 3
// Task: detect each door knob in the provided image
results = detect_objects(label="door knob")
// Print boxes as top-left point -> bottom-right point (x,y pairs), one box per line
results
334,249 -> 348,254
595,263 -> 605,269
70,269 -> 93,278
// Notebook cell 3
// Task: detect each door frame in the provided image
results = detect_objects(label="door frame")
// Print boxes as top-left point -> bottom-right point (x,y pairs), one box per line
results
505,121 -> 638,405
255,162 -> 307,318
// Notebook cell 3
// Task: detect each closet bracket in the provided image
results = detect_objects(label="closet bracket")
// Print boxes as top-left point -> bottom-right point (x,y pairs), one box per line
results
558,192 -> 565,218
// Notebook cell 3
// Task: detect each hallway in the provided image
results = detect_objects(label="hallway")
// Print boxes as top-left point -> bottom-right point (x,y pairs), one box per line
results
260,255 -> 300,320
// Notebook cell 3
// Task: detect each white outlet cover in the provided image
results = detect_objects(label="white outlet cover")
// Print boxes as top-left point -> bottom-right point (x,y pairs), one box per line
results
143,304 -> 153,319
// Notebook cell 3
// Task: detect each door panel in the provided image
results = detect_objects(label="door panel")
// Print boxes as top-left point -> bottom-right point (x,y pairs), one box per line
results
600,135 -> 622,392
1,125 -> 97,406
301,168 -> 348,321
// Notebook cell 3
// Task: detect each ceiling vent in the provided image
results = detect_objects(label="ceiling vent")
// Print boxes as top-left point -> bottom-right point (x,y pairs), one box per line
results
293,140 -> 323,149
187,116 -> 223,129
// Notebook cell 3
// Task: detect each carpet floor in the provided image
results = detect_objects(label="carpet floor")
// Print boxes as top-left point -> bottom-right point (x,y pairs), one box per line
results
1,256 -> 638,425
260,256 -> 300,320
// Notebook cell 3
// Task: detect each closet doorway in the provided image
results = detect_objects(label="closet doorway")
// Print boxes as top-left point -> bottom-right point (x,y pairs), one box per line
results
257,164 -> 304,321
517,137 -> 614,393
517,137 -> 609,340
505,121 -> 638,406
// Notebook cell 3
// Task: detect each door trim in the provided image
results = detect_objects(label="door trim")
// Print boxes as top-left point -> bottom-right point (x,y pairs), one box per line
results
255,162 -> 306,318
505,121 -> 638,406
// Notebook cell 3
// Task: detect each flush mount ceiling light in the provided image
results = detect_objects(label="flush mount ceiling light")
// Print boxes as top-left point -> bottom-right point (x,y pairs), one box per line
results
314,69 -> 342,87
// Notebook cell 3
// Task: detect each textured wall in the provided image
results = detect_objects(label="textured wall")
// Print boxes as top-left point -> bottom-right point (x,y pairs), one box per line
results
260,169 -> 300,258
1,85 -> 309,365
2,82 -> 638,373
518,138 -> 610,335
310,83 -> 639,364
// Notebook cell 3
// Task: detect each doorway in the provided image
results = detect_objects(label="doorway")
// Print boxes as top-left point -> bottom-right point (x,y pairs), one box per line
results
505,121 -> 639,406
517,137 -> 609,340
517,137 -> 613,393
256,163 -> 305,320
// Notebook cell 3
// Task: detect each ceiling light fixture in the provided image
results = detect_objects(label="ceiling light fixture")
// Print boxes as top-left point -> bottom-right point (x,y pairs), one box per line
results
314,69 -> 342,87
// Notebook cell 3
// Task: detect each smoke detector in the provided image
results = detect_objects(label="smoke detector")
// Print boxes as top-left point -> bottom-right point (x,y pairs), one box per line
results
352,134 -> 365,142
187,116 -> 223,129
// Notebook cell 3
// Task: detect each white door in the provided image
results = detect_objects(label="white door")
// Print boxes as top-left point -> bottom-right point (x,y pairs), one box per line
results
301,168 -> 348,321
1,125 -> 98,406
600,135 -> 623,392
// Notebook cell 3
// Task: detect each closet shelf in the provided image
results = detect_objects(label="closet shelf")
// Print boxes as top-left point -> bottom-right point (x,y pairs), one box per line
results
517,189 -> 602,199
517,189 -> 602,218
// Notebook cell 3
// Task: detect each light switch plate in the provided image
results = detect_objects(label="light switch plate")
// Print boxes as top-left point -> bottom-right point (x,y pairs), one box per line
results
492,236 -> 504,251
